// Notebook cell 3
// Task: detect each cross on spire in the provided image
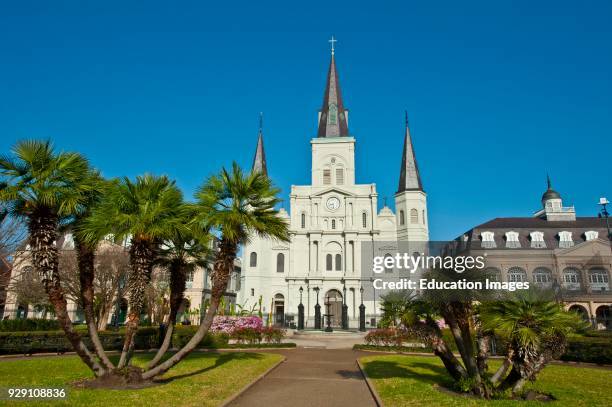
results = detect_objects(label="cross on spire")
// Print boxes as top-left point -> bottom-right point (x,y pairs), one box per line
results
329,35 -> 337,55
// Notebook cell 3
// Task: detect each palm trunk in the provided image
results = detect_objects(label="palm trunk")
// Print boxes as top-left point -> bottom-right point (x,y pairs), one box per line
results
29,212 -> 105,377
117,239 -> 156,369
491,346 -> 513,384
75,239 -> 115,370
147,263 -> 186,369
142,238 -> 236,380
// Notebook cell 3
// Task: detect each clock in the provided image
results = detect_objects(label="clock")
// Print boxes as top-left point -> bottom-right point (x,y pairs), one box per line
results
326,197 -> 340,211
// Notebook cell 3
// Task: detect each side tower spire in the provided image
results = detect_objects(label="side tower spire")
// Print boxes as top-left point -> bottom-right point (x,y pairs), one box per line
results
251,112 -> 268,176
317,36 -> 349,138
395,112 -> 429,242
397,111 -> 423,192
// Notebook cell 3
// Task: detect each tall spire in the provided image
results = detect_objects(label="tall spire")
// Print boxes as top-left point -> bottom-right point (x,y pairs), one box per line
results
317,36 -> 349,138
251,112 -> 268,176
397,112 -> 423,192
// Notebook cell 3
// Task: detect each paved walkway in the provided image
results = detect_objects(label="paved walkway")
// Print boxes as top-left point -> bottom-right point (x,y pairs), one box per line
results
228,348 -> 376,407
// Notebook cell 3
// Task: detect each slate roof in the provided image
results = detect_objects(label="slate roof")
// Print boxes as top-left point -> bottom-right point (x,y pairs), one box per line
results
317,55 -> 349,138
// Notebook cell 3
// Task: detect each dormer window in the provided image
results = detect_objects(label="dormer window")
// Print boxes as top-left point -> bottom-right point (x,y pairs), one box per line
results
559,231 -> 573,248
481,231 -> 496,249
585,230 -> 599,241
530,231 -> 546,248
505,231 -> 520,248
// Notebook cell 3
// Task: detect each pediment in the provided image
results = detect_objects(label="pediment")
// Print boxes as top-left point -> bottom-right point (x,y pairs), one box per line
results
311,187 -> 354,197
556,238 -> 612,258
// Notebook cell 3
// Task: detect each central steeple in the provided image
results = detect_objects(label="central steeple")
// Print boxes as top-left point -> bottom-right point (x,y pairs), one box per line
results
317,40 -> 349,138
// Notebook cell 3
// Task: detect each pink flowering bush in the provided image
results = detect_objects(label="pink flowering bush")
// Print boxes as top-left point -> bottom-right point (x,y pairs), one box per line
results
210,316 -> 263,335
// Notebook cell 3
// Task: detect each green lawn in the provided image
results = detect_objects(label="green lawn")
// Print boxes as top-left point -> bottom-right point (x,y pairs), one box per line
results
0,352 -> 283,406
361,355 -> 612,406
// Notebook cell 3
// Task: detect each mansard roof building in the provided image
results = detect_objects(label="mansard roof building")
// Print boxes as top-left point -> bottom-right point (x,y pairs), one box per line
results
455,179 -> 612,329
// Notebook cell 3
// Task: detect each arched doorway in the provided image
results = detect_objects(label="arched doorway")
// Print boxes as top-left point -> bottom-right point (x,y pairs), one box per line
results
568,304 -> 590,322
324,289 -> 343,328
595,305 -> 611,330
273,294 -> 285,327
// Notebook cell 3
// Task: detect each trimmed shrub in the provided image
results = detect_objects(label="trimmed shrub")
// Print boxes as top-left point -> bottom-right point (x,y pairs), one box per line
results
0,327 -> 158,355
561,335 -> 612,364
0,319 -> 60,332
170,326 -> 229,349
261,326 -> 285,344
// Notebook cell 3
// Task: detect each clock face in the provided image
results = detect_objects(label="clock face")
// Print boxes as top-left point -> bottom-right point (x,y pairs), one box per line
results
326,197 -> 340,211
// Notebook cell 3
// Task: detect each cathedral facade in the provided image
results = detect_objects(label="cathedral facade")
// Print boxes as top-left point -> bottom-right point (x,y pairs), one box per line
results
238,50 -> 429,328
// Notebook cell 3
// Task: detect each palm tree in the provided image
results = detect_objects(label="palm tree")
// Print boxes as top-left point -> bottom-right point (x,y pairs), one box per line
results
142,162 -> 289,379
80,174 -> 189,368
147,227 -> 212,369
0,140 -> 105,376
479,289 -> 585,394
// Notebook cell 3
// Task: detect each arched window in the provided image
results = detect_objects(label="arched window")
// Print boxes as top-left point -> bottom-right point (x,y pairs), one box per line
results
335,254 -> 342,271
326,254 -> 333,271
533,267 -> 552,285
562,267 -> 581,290
331,219 -> 336,229
301,213 -> 306,229
484,267 -> 501,282
589,268 -> 609,291
276,253 -> 285,273
399,210 -> 405,225
249,252 -> 257,267
508,267 -> 527,283
410,208 -> 418,224
362,212 -> 367,228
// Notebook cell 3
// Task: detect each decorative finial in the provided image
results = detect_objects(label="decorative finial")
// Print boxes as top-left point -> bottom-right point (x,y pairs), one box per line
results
328,35 -> 337,56
259,112 -> 263,133
546,173 -> 551,190
384,196 -> 388,207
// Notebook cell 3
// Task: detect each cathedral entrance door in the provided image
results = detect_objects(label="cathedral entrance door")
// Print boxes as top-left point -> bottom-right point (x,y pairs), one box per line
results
324,289 -> 343,328
273,294 -> 285,327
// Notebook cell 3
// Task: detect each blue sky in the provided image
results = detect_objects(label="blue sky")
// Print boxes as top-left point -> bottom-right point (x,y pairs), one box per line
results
1,1 -> 611,240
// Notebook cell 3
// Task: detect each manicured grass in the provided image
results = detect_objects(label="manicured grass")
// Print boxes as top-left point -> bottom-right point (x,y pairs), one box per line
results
361,354 -> 612,406
0,352 -> 283,406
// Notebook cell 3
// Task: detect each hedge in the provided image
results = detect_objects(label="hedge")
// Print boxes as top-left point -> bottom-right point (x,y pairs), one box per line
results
0,319 -> 61,332
359,329 -> 612,365
0,327 -> 158,355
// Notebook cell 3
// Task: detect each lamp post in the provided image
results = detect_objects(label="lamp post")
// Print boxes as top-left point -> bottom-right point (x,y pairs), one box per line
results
359,285 -> 366,331
298,286 -> 304,330
314,287 -> 321,329
324,294 -> 333,332
341,280 -> 348,330
598,197 -> 612,244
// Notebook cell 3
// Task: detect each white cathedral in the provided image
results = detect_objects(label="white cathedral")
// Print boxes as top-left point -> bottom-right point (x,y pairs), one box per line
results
237,48 -> 429,329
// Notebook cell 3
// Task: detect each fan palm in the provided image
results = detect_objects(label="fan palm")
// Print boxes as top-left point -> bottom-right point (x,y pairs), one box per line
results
479,289 -> 585,394
147,226 -> 212,369
142,162 -> 289,379
0,140 -> 104,375
80,174 -> 190,368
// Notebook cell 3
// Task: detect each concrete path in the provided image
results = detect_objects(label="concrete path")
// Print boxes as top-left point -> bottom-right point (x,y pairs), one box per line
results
228,348 -> 376,407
